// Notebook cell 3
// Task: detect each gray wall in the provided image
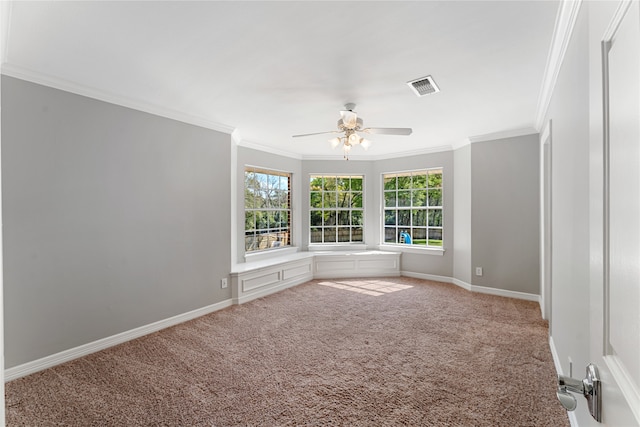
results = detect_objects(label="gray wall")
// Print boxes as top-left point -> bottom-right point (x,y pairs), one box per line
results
2,76 -> 232,368
470,134 -> 540,294
453,145 -> 472,283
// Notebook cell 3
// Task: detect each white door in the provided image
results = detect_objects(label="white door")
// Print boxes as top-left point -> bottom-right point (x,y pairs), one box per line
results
591,1 -> 640,425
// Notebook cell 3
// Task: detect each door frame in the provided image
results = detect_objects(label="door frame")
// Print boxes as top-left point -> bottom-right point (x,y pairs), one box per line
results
540,120 -> 552,323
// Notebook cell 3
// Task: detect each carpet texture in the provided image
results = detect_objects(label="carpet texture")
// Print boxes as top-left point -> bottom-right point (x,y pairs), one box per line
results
6,277 -> 570,426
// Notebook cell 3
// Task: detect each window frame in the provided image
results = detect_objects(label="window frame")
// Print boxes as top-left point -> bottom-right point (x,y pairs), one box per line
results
244,166 -> 292,254
308,174 -> 365,246
380,168 -> 443,251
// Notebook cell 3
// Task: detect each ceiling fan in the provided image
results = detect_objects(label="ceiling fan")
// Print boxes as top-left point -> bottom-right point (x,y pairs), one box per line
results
292,103 -> 412,159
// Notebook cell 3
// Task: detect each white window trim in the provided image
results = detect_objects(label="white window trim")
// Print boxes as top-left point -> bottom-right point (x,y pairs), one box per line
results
244,166 -> 293,254
377,244 -> 445,256
380,168 -> 444,250
308,174 -> 365,245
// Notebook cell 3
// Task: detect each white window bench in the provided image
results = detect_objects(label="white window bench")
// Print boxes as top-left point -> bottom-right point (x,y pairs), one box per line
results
230,250 -> 401,304
313,250 -> 401,279
230,252 -> 315,304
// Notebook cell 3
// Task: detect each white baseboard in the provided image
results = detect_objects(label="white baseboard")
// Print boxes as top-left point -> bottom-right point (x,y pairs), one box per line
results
5,299 -> 233,382
470,283 -> 539,302
549,335 -> 563,375
452,278 -> 472,291
402,272 -> 539,302
549,336 -> 579,427
401,271 -> 454,284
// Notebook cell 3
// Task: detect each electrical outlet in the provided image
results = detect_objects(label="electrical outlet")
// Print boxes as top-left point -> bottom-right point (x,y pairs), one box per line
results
475,267 -> 483,276
221,278 -> 228,289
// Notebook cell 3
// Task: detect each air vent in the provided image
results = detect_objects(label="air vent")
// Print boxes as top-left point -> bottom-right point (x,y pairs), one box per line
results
407,75 -> 440,97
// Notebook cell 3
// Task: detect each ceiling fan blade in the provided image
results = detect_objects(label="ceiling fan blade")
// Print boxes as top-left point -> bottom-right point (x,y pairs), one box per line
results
340,110 -> 358,129
292,131 -> 341,138
362,127 -> 413,135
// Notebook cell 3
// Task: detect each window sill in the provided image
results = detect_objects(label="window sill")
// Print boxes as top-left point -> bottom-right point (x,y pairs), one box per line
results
308,243 -> 369,252
244,246 -> 299,263
377,244 -> 445,256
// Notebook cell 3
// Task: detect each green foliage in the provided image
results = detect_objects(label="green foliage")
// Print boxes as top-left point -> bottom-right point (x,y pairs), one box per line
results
397,175 -> 411,190
384,177 -> 396,191
309,175 -> 365,244
428,189 -> 442,206
428,171 -> 442,188
245,211 -> 254,230
323,177 -> 336,191
428,209 -> 442,227
351,178 -> 363,191
245,169 -> 292,252
412,189 -> 427,207
385,210 -> 396,226
384,192 -> 396,207
398,190 -> 411,207
352,192 -> 363,208
310,211 -> 322,227
413,174 -> 427,188
310,192 -> 322,208
323,191 -> 337,208
310,177 -> 323,191
351,211 -> 363,226
398,210 -> 411,226
412,209 -> 426,226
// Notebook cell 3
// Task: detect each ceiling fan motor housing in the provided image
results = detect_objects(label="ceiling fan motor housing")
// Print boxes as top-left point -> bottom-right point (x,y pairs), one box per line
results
338,117 -> 363,131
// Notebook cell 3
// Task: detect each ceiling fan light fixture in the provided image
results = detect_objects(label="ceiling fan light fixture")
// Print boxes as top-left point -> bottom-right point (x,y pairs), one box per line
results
292,103 -> 412,160
340,111 -> 356,128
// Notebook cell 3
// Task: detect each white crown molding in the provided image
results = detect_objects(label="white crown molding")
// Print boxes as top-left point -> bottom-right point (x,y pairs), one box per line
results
467,127 -> 538,144
1,1 -> 13,64
534,0 -> 583,131
1,63 -> 236,135
450,138 -> 472,151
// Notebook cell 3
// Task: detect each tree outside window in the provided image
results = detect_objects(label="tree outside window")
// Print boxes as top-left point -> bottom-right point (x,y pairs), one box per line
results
310,175 -> 364,244
383,169 -> 443,247
245,167 -> 291,252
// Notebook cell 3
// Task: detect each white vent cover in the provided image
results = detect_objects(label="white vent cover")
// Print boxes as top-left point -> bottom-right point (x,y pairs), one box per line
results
407,75 -> 440,97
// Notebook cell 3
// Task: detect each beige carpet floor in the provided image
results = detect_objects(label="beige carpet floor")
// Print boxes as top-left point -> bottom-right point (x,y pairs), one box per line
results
6,277 -> 570,426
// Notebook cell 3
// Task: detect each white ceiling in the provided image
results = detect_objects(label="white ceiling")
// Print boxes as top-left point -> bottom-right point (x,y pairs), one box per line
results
2,1 -> 559,159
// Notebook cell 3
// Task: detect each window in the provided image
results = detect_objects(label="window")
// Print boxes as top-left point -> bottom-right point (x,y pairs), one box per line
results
310,175 -> 364,244
244,167 -> 291,252
383,169 -> 443,247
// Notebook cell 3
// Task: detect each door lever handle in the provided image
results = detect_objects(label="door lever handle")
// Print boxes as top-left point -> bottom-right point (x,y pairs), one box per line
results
556,363 -> 601,422
558,374 -> 588,395
556,388 -> 577,411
